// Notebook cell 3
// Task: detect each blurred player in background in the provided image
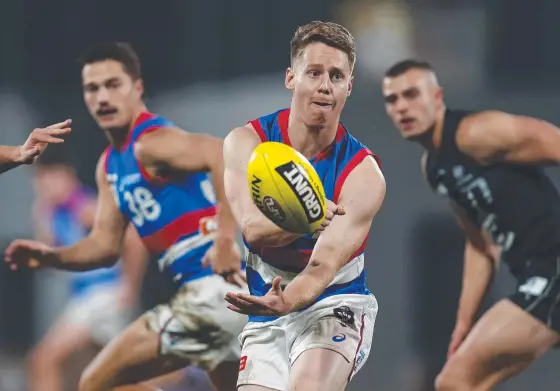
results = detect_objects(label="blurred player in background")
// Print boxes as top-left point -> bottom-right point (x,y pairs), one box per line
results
28,159 -> 143,391
0,120 -> 71,175
383,59 -> 560,391
6,42 -> 245,391
223,21 -> 385,391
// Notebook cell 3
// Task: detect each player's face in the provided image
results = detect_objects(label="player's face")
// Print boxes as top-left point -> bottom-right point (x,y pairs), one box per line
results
33,167 -> 75,205
382,69 -> 442,140
286,42 -> 353,127
82,60 -> 144,131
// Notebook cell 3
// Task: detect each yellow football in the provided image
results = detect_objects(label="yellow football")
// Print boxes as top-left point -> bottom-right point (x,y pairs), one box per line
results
247,141 -> 327,234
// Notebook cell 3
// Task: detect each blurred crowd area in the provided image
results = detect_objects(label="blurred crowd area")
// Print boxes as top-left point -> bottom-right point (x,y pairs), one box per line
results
1,0 -> 560,390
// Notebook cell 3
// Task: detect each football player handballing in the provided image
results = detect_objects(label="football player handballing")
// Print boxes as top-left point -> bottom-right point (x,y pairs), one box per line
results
223,21 -> 386,391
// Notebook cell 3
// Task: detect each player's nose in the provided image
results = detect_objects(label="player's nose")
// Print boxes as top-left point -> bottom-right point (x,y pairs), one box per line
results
394,97 -> 409,113
96,87 -> 110,103
318,75 -> 332,95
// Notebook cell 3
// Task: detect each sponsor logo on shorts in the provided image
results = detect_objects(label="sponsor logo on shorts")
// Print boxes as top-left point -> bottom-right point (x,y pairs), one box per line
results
262,196 -> 286,222
239,355 -> 247,371
333,306 -> 355,325
332,333 -> 346,342
519,276 -> 548,297
353,349 -> 366,372
275,162 -> 324,223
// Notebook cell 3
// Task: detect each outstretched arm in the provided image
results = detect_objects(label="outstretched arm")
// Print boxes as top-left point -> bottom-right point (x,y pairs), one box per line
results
457,110 -> 560,165
0,120 -> 72,174
5,152 -> 128,271
223,125 -> 302,248
226,155 -> 386,315
446,200 -> 498,357
281,156 -> 385,311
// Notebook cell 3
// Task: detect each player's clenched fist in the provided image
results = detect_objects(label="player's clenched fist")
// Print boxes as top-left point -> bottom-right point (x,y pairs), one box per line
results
4,239 -> 55,270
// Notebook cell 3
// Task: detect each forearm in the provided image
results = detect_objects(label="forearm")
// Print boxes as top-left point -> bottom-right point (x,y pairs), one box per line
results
0,146 -> 22,174
455,244 -> 496,327
50,235 -> 119,271
242,215 -> 302,247
283,261 -> 336,312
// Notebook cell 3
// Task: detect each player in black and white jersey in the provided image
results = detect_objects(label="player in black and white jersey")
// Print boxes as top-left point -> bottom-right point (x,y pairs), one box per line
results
383,59 -> 560,391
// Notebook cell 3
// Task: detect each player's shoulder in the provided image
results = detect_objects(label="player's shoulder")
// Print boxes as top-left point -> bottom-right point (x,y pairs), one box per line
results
133,112 -> 174,129
455,109 -> 513,153
227,109 -> 286,146
249,108 -> 286,128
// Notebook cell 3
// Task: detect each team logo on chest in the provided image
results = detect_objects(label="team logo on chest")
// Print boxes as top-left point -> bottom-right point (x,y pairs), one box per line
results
434,164 -> 515,251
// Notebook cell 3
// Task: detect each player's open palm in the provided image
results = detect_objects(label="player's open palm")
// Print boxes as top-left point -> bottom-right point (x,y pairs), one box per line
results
17,120 -> 72,164
313,199 -> 345,237
225,276 -> 290,316
202,239 -> 246,288
4,239 -> 54,270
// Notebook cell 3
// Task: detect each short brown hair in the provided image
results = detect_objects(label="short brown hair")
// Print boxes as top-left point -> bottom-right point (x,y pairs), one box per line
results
290,21 -> 356,71
78,42 -> 142,80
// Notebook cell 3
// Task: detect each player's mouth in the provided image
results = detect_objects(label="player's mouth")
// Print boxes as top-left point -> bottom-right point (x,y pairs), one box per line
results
96,108 -> 118,119
399,117 -> 416,130
312,101 -> 333,109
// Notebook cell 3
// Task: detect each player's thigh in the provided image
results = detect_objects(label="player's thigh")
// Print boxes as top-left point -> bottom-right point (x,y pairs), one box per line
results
30,317 -> 93,364
438,299 -> 559,389
79,315 -> 186,391
238,386 -> 278,391
290,348 -> 352,391
289,300 -> 377,391
237,323 -> 289,391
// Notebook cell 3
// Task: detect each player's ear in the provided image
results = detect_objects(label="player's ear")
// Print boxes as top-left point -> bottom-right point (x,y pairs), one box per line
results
347,75 -> 354,97
285,67 -> 295,91
435,86 -> 444,107
135,78 -> 144,98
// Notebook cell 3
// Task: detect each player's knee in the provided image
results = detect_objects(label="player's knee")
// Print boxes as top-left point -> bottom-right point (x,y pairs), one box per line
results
434,363 -> 474,391
79,363 -> 101,391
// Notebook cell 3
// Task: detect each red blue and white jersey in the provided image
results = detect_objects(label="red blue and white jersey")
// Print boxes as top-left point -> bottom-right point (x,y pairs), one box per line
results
246,108 -> 381,322
104,112 -> 219,286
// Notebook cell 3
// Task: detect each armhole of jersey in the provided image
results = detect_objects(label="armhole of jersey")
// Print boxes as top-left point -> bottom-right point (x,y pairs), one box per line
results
249,119 -> 267,142
333,148 -> 379,203
134,126 -> 168,185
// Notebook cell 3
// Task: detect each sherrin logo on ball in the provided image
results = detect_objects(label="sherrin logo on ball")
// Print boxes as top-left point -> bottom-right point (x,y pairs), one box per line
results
247,142 -> 327,234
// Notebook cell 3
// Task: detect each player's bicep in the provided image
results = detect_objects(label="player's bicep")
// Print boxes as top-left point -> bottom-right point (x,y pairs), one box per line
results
312,156 -> 386,269
91,154 -> 128,253
223,125 -> 263,226
458,111 -> 560,165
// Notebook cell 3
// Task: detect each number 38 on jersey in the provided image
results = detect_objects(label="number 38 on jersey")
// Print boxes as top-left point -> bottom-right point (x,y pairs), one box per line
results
123,186 -> 162,226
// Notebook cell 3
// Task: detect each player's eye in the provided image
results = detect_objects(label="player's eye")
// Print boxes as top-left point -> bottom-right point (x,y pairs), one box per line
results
308,70 -> 321,77
332,73 -> 343,81
384,95 -> 397,104
84,85 -> 98,93
403,88 -> 420,99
